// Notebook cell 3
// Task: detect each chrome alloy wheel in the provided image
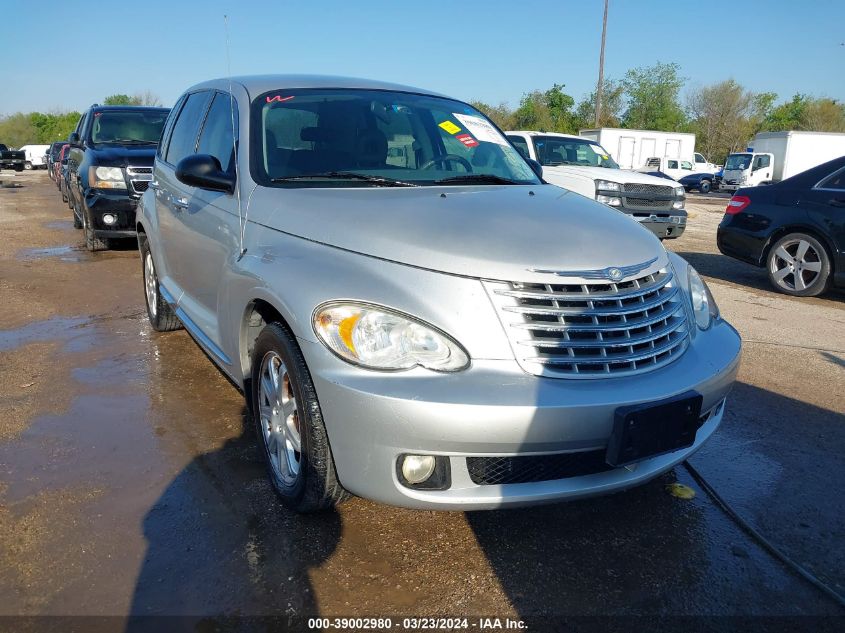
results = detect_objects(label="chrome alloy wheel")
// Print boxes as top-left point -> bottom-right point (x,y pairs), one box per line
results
769,238 -> 823,292
144,252 -> 158,318
258,352 -> 302,485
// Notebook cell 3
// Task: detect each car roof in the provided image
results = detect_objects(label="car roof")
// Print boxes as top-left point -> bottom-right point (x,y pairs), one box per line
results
185,74 -> 448,99
91,105 -> 170,113
507,131 -> 592,142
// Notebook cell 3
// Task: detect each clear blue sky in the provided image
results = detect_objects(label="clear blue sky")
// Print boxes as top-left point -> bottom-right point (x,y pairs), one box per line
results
2,0 -> 843,116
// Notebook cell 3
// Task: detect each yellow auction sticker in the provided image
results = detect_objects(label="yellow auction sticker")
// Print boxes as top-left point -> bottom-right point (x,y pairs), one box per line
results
438,120 -> 461,135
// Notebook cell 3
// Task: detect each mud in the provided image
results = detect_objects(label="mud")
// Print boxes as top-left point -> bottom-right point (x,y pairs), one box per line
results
0,170 -> 843,625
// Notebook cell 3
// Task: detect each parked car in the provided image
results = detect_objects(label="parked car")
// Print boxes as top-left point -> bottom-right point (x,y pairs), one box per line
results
46,141 -> 67,180
678,172 -> 716,194
52,143 -> 69,186
720,131 -> 845,193
19,144 -> 51,170
717,155 -> 845,296
137,75 -> 741,513
0,143 -> 26,171
506,131 -> 688,239
67,104 -> 169,250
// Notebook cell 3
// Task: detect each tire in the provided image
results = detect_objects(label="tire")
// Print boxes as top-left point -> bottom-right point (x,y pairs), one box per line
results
250,322 -> 350,513
140,237 -> 181,331
24,162 -> 32,171
72,199 -> 82,229
699,179 -> 711,194
766,233 -> 831,297
82,206 -> 110,251
14,166 -> 23,172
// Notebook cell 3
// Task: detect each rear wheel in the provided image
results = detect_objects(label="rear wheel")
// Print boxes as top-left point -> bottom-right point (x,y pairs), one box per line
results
250,322 -> 349,513
24,162 -> 32,171
767,233 -> 831,297
72,199 -> 82,229
140,238 -> 181,331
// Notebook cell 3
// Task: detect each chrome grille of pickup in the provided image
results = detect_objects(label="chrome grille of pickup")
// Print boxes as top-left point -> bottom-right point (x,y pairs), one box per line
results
127,166 -> 152,196
486,267 -> 690,378
622,183 -> 675,212
623,183 -> 673,196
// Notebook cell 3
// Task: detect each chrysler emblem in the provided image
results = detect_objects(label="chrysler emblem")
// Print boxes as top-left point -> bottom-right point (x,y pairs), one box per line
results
605,267 -> 624,281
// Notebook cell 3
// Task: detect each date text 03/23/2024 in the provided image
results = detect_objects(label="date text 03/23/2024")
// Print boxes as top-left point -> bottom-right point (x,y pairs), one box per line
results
307,617 -> 527,630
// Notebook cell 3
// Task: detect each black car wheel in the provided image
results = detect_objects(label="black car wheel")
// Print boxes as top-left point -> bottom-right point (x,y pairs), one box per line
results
699,179 -> 711,194
766,233 -> 831,297
250,322 -> 350,513
140,237 -> 181,332
82,207 -> 110,252
71,198 -> 82,229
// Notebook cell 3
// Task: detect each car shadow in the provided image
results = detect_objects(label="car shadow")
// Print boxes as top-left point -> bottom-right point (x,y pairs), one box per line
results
464,381 -> 845,619
126,404 -> 341,631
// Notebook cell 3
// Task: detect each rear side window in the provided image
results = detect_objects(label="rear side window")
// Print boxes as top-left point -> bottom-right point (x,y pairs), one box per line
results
158,95 -> 186,160
507,136 -> 531,160
166,92 -> 211,166
196,92 -> 238,173
819,168 -> 845,190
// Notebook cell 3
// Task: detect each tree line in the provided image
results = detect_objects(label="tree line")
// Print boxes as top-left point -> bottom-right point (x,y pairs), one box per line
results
472,63 -> 845,163
0,92 -> 161,148
2,69 -> 844,163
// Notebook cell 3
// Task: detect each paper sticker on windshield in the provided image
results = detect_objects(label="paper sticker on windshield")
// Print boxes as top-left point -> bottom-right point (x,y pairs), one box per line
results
438,120 -> 461,135
453,113 -> 508,145
456,134 -> 479,148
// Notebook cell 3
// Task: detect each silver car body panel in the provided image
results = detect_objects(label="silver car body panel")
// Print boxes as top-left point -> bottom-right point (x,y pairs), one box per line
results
137,75 -> 742,509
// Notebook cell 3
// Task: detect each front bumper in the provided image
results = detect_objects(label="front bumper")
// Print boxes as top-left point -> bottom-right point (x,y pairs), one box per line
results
302,319 -> 741,510
629,210 -> 687,239
84,189 -> 139,236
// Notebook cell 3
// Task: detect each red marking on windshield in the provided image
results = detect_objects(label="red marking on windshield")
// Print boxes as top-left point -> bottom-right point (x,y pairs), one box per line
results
266,95 -> 295,103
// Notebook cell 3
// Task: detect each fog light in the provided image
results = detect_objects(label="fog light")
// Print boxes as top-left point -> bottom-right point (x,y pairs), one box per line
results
401,455 -> 436,484
596,194 -> 622,206
102,213 -> 117,225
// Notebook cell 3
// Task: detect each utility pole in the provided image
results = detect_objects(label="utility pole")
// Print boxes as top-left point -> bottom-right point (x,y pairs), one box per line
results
595,0 -> 609,127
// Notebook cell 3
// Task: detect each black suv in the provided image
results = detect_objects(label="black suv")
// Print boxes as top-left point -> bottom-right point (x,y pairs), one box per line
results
67,105 -> 169,250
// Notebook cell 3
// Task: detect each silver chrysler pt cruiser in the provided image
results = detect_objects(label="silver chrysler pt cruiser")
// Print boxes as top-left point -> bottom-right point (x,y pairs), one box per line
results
137,75 -> 741,512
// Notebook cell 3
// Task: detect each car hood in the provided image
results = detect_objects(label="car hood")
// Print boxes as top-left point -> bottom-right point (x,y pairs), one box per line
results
247,184 -> 666,283
89,145 -> 157,167
543,164 -> 677,186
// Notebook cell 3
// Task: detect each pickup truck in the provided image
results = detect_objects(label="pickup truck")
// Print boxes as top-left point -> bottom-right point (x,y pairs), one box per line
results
0,144 -> 26,171
506,131 -> 687,239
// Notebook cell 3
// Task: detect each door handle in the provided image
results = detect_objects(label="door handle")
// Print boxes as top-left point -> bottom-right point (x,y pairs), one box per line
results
172,197 -> 189,211
149,180 -> 159,190
830,198 -> 845,208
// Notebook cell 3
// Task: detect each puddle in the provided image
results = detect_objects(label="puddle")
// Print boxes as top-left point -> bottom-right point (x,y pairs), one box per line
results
17,245 -> 86,262
0,316 -> 89,352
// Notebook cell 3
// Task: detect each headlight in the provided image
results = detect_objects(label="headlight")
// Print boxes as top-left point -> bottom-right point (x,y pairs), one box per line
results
596,194 -> 622,207
89,166 -> 126,189
313,302 -> 469,372
687,267 -> 719,330
673,185 -> 685,198
594,179 -> 621,193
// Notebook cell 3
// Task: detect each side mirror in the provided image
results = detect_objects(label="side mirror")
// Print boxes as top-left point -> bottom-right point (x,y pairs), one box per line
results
176,154 -> 235,193
526,158 -> 544,179
68,132 -> 80,146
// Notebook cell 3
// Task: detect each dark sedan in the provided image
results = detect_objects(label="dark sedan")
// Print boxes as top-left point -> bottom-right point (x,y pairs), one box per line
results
679,172 -> 716,194
717,155 -> 845,297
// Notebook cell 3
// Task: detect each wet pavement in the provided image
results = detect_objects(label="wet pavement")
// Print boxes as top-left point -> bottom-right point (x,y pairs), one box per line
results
0,170 -> 843,630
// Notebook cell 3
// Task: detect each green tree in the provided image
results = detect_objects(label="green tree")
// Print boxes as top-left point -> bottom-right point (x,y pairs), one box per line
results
102,91 -> 162,106
470,100 -> 515,130
761,94 -> 808,131
511,84 -> 577,133
801,98 -> 845,132
0,113 -> 37,147
103,93 -> 139,106
622,62 -> 686,131
575,79 -> 624,129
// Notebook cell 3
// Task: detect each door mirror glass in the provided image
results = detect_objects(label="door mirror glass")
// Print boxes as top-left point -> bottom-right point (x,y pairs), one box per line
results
176,154 -> 235,193
68,132 -> 80,146
526,158 -> 543,179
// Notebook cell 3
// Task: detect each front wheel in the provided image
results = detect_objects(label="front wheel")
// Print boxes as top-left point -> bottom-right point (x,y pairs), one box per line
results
82,207 -> 110,251
250,323 -> 349,513
699,179 -> 711,194
767,233 -> 831,297
24,162 -> 32,171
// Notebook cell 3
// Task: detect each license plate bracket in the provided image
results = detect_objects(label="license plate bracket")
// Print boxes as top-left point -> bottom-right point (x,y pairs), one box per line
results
606,391 -> 703,467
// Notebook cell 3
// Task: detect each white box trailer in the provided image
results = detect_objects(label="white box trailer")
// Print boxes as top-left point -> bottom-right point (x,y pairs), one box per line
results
751,131 -> 845,181
579,127 -> 696,170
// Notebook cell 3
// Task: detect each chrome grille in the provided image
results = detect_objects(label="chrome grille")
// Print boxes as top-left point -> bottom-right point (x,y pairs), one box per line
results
623,183 -> 673,195
127,166 -> 152,195
486,267 -> 690,378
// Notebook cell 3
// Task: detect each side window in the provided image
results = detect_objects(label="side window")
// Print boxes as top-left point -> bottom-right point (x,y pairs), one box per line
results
507,136 -> 530,160
668,160 -> 678,169
197,92 -> 239,173
753,155 -> 771,169
819,168 -> 845,190
680,161 -> 693,170
158,95 -> 186,160
695,153 -> 705,164
165,91 -> 212,166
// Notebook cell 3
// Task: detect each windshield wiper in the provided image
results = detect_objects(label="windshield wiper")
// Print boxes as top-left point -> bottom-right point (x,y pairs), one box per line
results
98,139 -> 157,145
271,171 -> 418,187
434,174 -> 522,185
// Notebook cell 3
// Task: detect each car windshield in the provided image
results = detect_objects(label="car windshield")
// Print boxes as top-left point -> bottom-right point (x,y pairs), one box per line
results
725,154 -> 752,171
252,89 -> 538,187
531,136 -> 619,169
90,110 -> 167,145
